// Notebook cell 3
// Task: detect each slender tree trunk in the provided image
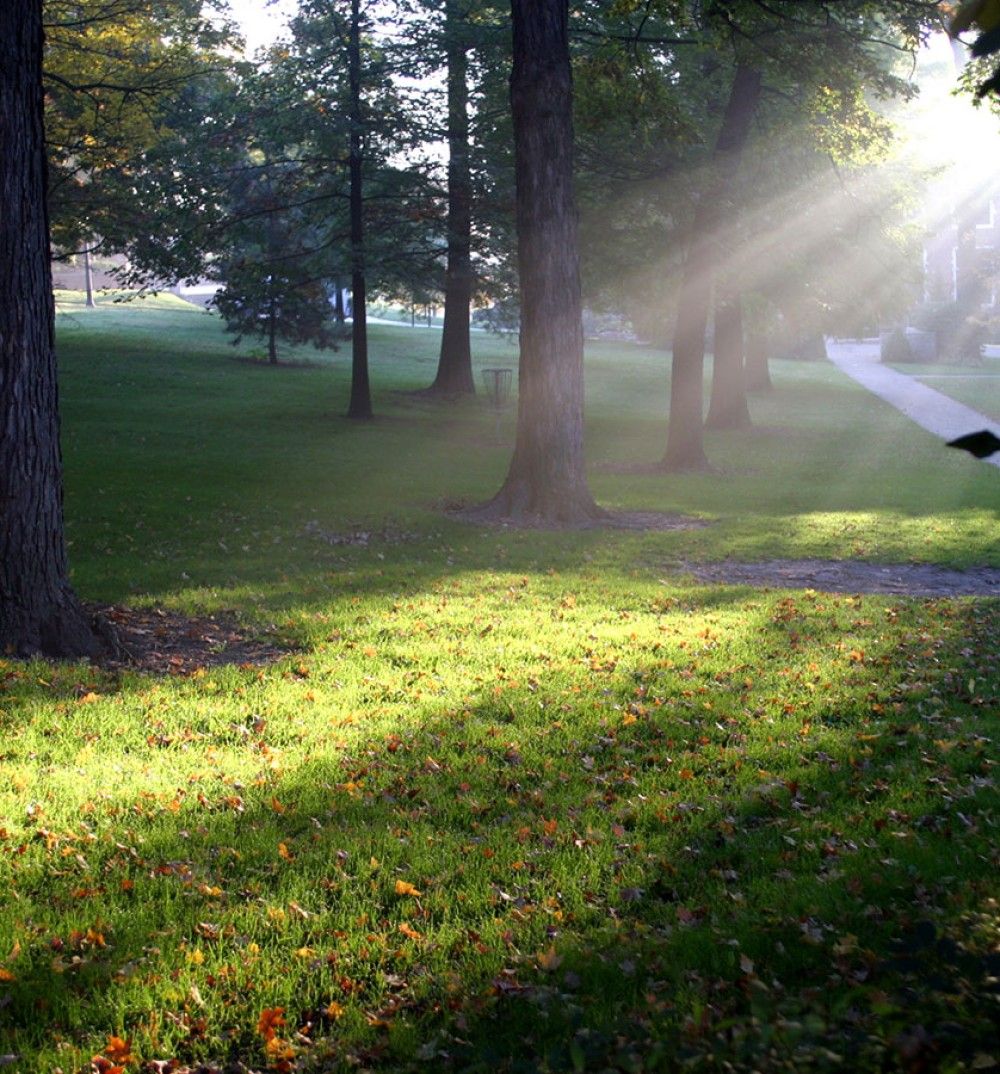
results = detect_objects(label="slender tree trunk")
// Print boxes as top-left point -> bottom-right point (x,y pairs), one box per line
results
83,245 -> 96,308
0,2 -> 103,658
745,322 -> 772,391
346,0 -> 372,420
267,294 -> 278,364
662,63 -> 761,471
428,1 -> 475,396
473,0 -> 602,524
705,283 -> 751,428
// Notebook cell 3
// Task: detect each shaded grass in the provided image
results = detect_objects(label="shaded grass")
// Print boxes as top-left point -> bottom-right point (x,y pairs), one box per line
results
0,296 -> 996,1072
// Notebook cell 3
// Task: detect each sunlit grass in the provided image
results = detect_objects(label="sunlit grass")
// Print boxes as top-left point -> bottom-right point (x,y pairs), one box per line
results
0,298 -> 995,1071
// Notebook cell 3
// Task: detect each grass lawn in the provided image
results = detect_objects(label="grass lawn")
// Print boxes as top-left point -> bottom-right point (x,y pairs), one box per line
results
0,294 -> 997,1073
888,358 -> 1000,425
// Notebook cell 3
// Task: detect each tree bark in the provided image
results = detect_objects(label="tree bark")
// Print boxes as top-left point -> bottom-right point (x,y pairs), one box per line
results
0,2 -> 103,658
662,63 -> 761,471
427,0 -> 476,397
345,0 -> 373,420
473,0 -> 603,525
744,322 -> 772,391
267,293 -> 278,363
705,282 -> 751,429
83,245 -> 96,308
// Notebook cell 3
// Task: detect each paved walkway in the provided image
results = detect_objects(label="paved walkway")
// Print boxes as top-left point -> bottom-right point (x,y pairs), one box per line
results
826,341 -> 1000,470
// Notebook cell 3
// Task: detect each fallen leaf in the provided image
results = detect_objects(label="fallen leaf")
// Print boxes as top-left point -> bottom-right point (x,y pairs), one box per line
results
257,1007 -> 286,1041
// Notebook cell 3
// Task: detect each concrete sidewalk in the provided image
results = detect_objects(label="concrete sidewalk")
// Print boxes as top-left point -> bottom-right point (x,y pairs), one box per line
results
826,341 -> 1000,471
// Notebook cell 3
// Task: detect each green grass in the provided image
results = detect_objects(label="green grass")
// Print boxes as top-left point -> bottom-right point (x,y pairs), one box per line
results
888,358 -> 1000,424
0,294 -> 997,1073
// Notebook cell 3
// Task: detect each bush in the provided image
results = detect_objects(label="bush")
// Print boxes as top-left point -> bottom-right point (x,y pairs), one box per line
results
880,328 -> 913,363
909,302 -> 985,365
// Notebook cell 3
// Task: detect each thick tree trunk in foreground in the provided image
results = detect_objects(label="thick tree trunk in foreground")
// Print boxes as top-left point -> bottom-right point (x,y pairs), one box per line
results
0,3 -> 102,658
705,283 -> 751,429
345,0 -> 373,420
662,63 -> 761,471
475,0 -> 603,524
427,1 -> 475,396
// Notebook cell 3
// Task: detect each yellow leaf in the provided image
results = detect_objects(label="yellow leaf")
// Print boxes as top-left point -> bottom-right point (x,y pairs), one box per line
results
394,880 -> 422,897
295,946 -> 315,959
325,1000 -> 345,1019
278,842 -> 294,861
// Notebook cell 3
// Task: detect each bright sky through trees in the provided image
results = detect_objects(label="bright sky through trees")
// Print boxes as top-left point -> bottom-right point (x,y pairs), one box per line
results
226,0 -> 298,52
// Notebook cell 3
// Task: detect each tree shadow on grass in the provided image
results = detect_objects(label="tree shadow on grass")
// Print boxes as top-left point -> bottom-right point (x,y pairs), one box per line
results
1,599 -> 997,1071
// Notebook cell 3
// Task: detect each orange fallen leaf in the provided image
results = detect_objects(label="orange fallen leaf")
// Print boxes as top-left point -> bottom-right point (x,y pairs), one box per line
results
325,1000 -> 345,1019
256,1007 -> 286,1041
277,842 -> 294,861
0,968 -> 15,981
104,1036 -> 134,1064
394,880 -> 422,897
398,922 -> 422,940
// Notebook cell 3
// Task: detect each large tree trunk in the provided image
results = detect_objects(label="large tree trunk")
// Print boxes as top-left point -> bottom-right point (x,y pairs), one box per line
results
705,282 -> 751,429
662,63 -> 761,471
345,0 -> 373,420
427,0 -> 476,397
0,2 -> 103,658
473,0 -> 603,524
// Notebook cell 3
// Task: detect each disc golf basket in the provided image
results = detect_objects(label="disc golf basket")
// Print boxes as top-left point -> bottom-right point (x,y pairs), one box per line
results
481,366 -> 513,441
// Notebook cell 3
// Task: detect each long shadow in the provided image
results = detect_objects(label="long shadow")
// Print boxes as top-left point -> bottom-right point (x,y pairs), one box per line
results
2,598 -> 996,1070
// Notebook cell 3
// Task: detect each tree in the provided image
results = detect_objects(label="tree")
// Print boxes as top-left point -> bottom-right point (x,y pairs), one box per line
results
425,0 -> 477,396
1,0 -> 103,658
213,178 -> 343,364
43,0 -> 231,267
473,0 -> 603,524
290,0 -> 420,420
663,61 -> 762,470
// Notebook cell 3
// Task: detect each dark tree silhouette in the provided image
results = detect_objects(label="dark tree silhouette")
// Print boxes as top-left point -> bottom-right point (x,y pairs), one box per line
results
0,1 -> 104,658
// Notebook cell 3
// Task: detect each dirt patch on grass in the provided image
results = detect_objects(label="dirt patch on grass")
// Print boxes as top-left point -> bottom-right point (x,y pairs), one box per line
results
679,558 -> 1000,597
448,504 -> 710,532
92,605 -> 290,673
